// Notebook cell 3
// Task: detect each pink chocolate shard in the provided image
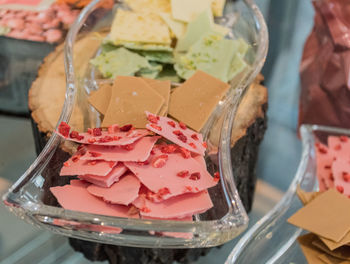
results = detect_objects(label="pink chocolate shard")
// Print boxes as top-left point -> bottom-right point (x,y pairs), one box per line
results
60,158 -> 117,176
315,142 -> 334,191
80,136 -> 160,162
125,148 -> 217,201
87,174 -> 141,205
50,184 -> 134,218
133,190 -> 213,219
332,157 -> 350,196
79,163 -> 128,187
56,127 -> 149,146
145,112 -> 206,155
144,216 -> 193,239
328,135 -> 350,157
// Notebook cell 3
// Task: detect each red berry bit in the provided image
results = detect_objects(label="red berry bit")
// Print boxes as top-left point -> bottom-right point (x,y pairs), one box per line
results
189,142 -> 197,149
70,130 -> 79,138
89,151 -> 102,157
137,160 -> 150,166
177,170 -> 189,178
156,187 -> 171,200
98,136 -> 113,143
316,143 -> 327,154
340,136 -> 348,142
334,144 -> 341,151
202,142 -> 208,149
343,172 -> 350,182
87,128 -> 93,135
173,130 -> 182,136
58,122 -> 70,137
120,124 -> 133,132
92,128 -> 102,136
88,138 -> 96,144
161,144 -> 177,154
179,122 -> 187,130
336,185 -> 344,193
167,121 -> 176,128
178,134 -> 187,143
214,172 -> 220,182
185,186 -> 192,192
324,165 -> 331,169
88,161 -> 97,166
109,161 -> 115,168
152,155 -> 169,168
329,173 -> 334,181
121,144 -> 134,151
189,172 -> 201,180
72,156 -> 80,163
191,134 -> 199,141
113,136 -> 121,141
178,147 -> 191,159
150,124 -> 162,131
141,207 -> 151,213
63,161 -> 70,167
147,114 -> 160,124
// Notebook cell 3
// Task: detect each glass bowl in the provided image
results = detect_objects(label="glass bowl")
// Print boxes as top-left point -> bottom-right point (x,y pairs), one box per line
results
226,124 -> 350,263
2,0 -> 268,248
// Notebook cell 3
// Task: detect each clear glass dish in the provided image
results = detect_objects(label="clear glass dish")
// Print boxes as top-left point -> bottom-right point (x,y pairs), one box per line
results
226,124 -> 350,263
2,0 -> 268,248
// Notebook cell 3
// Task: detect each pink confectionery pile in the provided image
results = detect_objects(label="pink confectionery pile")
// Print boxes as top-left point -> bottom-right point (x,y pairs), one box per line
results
0,3 -> 80,43
315,135 -> 350,196
51,112 -> 220,238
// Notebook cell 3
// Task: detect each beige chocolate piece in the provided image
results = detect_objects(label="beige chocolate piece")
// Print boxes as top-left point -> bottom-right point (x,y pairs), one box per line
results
143,78 -> 171,115
88,83 -> 113,115
298,233 -> 327,264
169,70 -> 230,131
102,76 -> 164,128
318,254 -> 350,264
296,186 -> 322,205
321,232 -> 350,251
312,237 -> 350,260
288,189 -> 350,242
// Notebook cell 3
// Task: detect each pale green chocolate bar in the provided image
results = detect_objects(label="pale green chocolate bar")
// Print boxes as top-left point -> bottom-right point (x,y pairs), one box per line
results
90,47 -> 150,78
175,32 -> 250,82
156,66 -> 182,83
117,40 -> 173,52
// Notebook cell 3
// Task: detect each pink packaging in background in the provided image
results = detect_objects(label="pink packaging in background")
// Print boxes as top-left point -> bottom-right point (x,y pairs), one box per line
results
298,0 -> 350,129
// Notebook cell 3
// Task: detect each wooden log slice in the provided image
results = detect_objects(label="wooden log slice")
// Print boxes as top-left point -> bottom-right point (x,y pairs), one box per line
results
29,37 -> 267,264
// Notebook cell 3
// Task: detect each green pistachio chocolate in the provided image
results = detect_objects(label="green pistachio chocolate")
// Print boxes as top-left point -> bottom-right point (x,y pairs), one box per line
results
138,50 -> 175,64
137,62 -> 163,79
90,47 -> 150,78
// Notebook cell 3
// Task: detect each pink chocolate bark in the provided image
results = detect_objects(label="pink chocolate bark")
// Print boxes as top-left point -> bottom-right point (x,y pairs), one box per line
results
57,129 -> 149,146
50,184 -> 133,218
80,136 -> 160,162
125,148 -> 217,201
133,190 -> 213,219
332,158 -> 350,196
79,163 -> 128,188
87,174 -> 141,205
315,142 -> 334,190
145,112 -> 206,155
60,158 -> 117,176
70,179 -> 90,188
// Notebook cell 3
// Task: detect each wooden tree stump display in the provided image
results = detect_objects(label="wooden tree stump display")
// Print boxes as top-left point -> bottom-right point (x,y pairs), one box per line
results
28,37 -> 268,264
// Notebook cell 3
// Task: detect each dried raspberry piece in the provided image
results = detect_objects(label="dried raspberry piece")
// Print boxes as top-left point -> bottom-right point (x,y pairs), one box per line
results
89,161 -> 97,166
185,186 -> 192,192
202,142 -> 208,149
189,172 -> 201,180
63,161 -> 70,167
189,143 -> 196,149
173,130 -> 183,136
194,187 -> 199,192
177,170 -> 189,178
121,144 -> 134,151
77,135 -> 84,140
89,151 -> 102,157
152,154 -> 169,168
150,124 -> 162,131
70,131 -> 79,139
141,207 -> 151,213
179,122 -> 187,130
150,149 -> 155,155
87,128 -> 93,135
137,160 -> 150,166
72,156 -> 80,163
167,121 -> 176,128
214,172 -> 220,182
340,136 -> 348,142
147,114 -> 159,124
120,124 -> 133,132
88,138 -> 96,144
178,147 -> 191,159
330,173 -> 334,181
92,128 -> 102,136
113,136 -> 121,141
161,144 -> 177,154
317,144 -> 327,154
178,134 -> 187,143
324,165 -> 331,169
343,172 -> 350,182
336,185 -> 344,193
191,134 -> 199,141
98,136 -> 113,143
334,144 -> 341,150
109,161 -> 115,168
158,187 -> 170,195
58,122 -> 70,137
